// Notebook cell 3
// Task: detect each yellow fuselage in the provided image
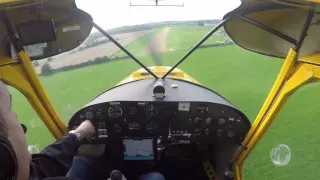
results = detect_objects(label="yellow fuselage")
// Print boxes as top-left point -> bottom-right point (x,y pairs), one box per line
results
117,66 -> 200,86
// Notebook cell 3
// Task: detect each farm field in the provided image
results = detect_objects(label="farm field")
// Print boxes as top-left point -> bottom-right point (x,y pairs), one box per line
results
10,25 -> 320,180
34,30 -> 153,73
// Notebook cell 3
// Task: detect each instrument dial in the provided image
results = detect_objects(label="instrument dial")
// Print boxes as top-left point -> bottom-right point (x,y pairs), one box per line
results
95,109 -> 105,119
146,104 -> 158,118
193,117 -> 202,125
108,106 -> 123,118
128,106 -> 138,116
218,117 -> 226,125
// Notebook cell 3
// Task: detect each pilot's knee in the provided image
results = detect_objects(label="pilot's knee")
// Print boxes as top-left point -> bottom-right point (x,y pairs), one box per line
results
73,156 -> 100,167
139,172 -> 165,180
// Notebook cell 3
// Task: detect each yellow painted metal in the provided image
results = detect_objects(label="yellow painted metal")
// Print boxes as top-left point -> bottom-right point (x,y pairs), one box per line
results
233,48 -> 297,161
0,0 -> 21,4
0,56 -> 18,66
299,52 -> 320,65
267,0 -> 314,9
305,0 -> 320,3
16,51 -> 67,135
202,160 -> 218,180
0,62 -> 63,139
0,51 -> 67,139
232,50 -> 320,180
117,66 -> 201,86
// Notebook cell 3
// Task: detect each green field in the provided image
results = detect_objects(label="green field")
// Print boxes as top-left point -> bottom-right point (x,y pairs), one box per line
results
10,26 -> 320,180
166,26 -> 227,50
112,26 -> 227,57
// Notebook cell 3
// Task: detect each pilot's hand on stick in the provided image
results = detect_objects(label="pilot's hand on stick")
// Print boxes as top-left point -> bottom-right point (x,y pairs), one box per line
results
75,120 -> 95,138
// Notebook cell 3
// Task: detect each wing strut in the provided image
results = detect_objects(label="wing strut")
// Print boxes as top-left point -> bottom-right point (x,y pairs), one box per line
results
162,18 -> 230,79
93,23 -> 159,79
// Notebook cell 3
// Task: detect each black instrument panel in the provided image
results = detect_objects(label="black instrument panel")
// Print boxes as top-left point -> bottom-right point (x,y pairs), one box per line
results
68,101 -> 250,145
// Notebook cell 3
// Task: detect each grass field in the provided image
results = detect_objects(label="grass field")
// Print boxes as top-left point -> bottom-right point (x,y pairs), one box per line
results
166,26 -> 227,50
10,26 -> 320,180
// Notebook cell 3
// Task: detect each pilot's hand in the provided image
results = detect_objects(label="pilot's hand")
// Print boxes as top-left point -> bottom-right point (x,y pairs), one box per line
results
75,120 -> 95,139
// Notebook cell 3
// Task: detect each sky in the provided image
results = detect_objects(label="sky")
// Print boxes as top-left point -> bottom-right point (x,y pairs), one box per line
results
75,0 -> 241,30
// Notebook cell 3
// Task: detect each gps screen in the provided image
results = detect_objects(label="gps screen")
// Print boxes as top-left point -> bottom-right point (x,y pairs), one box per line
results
123,139 -> 154,160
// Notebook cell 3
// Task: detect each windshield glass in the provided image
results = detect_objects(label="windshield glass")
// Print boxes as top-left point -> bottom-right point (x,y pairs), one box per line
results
9,0 -> 320,179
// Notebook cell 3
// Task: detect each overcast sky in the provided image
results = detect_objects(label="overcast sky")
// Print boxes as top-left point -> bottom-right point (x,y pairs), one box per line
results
75,0 -> 241,30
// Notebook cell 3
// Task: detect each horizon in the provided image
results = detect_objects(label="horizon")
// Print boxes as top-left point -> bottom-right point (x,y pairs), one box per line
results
76,0 -> 241,31
103,19 -> 222,31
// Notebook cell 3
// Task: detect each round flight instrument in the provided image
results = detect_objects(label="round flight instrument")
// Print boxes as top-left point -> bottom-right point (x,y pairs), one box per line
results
146,104 -> 158,118
108,105 -> 123,118
128,106 -> 138,116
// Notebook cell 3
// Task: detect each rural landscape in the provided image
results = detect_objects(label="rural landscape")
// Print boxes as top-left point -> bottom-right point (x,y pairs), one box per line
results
10,20 -> 320,180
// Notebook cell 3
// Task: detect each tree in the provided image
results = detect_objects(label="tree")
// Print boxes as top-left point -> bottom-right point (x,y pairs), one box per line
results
41,63 -> 53,75
32,61 -> 39,67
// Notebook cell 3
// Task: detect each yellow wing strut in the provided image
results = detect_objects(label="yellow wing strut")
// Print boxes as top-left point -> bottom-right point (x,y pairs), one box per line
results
0,52 -> 67,139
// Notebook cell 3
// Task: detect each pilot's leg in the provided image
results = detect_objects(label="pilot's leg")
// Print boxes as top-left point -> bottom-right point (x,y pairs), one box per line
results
66,156 -> 101,180
138,172 -> 165,180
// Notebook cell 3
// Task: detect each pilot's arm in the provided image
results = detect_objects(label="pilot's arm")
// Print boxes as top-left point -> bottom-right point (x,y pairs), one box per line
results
29,120 -> 95,179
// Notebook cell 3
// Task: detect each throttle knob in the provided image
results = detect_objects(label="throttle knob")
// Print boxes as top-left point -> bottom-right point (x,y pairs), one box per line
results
110,170 -> 123,180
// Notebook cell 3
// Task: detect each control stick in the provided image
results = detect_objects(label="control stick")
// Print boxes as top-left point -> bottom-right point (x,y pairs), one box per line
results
110,170 -> 124,180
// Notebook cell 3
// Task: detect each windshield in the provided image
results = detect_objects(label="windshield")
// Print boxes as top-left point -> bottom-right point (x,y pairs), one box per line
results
9,0 -> 320,179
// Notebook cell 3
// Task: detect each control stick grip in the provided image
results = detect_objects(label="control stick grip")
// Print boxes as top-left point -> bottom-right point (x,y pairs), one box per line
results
110,170 -> 125,180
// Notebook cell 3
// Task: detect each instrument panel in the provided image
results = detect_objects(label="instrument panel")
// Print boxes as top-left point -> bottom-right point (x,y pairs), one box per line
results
68,101 -> 250,145
67,75 -> 251,179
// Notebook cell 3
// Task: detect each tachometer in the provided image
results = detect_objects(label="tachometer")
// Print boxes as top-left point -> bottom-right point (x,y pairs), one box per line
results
108,105 -> 123,118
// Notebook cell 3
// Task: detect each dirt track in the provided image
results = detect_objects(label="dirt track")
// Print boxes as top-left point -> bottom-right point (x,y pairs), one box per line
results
144,27 -> 171,55
34,28 -> 171,74
34,30 -> 152,73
